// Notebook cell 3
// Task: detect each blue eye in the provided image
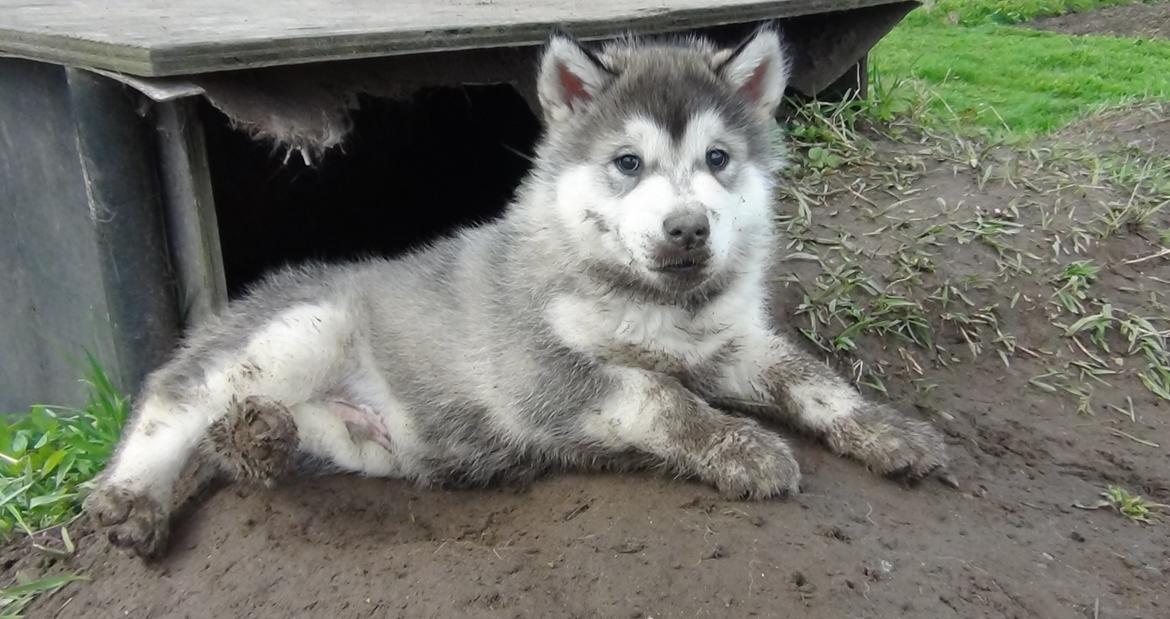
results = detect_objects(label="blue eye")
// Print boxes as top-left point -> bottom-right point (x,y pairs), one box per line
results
614,154 -> 642,174
706,149 -> 729,170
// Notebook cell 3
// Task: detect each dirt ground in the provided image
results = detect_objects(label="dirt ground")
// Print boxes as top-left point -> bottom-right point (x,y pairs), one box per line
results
1031,2 -> 1170,39
6,26 -> 1170,615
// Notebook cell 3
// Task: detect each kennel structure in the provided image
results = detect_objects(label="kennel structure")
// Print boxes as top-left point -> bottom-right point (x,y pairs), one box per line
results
0,0 -> 918,411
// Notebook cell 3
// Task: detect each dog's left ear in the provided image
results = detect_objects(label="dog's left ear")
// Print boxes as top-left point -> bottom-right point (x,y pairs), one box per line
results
715,26 -> 789,117
538,31 -> 613,124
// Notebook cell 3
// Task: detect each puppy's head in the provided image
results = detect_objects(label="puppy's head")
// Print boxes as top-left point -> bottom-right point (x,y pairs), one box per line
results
535,27 -> 788,298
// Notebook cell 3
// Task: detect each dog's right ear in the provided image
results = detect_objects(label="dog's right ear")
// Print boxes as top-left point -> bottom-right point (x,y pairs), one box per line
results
538,31 -> 612,124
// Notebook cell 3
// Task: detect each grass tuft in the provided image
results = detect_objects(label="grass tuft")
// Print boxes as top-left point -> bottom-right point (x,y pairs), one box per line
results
0,573 -> 87,617
1102,485 -> 1169,523
0,354 -> 127,541
1051,259 -> 1101,314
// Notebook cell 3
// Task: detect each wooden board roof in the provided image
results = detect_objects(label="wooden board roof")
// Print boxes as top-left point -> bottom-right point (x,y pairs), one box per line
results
0,0 -> 903,76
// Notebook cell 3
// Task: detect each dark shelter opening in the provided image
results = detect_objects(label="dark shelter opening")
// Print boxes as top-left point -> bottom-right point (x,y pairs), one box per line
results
201,84 -> 542,296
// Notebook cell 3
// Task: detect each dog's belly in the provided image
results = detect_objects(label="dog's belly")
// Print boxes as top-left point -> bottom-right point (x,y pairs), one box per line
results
329,349 -> 427,476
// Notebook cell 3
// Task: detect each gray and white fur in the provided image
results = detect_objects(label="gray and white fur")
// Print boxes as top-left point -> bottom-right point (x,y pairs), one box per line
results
86,27 -> 948,558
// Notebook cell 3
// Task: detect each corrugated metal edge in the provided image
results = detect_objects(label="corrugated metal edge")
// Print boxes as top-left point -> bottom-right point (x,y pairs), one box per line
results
84,67 -> 205,101
1,54 -> 206,100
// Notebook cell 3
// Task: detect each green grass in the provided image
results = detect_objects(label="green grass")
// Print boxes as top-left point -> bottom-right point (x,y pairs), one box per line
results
0,356 -> 123,616
873,1 -> 1170,135
1059,302 -> 1170,402
0,573 -> 87,617
0,355 -> 127,541
904,0 -> 1153,26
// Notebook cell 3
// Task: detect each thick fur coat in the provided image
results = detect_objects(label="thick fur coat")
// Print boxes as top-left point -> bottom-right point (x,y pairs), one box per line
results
86,27 -> 948,558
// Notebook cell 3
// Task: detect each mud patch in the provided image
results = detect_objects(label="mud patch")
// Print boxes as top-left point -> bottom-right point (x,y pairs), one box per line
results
1030,3 -> 1170,39
6,105 -> 1170,617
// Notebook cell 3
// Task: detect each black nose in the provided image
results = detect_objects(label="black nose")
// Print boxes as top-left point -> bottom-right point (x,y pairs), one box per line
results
663,212 -> 710,249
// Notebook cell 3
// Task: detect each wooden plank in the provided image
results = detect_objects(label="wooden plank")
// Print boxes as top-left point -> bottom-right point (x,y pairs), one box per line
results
0,0 -> 907,76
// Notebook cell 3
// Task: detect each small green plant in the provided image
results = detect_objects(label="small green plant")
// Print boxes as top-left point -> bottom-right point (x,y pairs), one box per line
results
805,146 -> 844,170
864,64 -> 922,123
1064,303 -> 1116,351
0,354 -> 127,540
785,96 -> 875,177
1102,486 -> 1168,524
1119,314 -> 1170,402
954,214 -> 1022,249
1051,259 -> 1100,314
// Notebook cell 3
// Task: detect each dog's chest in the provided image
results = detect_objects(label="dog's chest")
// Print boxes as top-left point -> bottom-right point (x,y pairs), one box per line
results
546,294 -> 742,375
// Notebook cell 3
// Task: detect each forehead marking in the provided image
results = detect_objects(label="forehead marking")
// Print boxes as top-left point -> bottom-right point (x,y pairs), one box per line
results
681,110 -> 728,162
612,59 -> 729,140
622,115 -> 672,164
619,110 -> 734,177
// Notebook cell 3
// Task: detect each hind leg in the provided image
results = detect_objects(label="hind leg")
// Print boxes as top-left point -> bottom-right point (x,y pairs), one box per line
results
208,396 -> 396,483
85,302 -> 360,557
206,396 -> 300,481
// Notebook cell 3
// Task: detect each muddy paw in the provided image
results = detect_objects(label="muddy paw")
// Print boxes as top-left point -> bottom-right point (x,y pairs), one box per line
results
705,420 -> 801,500
208,396 -> 299,481
827,403 -> 948,480
84,484 -> 169,558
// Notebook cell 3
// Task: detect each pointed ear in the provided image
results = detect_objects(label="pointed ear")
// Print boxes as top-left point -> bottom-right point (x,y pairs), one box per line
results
715,26 -> 789,117
537,31 -> 613,124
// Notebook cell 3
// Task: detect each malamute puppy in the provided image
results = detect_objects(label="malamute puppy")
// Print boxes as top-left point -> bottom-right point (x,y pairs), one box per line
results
87,26 -> 947,558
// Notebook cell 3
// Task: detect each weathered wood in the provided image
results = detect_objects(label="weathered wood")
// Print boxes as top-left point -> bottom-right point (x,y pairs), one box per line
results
0,0 -> 908,76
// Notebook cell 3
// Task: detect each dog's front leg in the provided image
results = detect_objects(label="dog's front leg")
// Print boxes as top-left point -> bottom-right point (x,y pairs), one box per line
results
583,367 -> 800,499
715,329 -> 948,480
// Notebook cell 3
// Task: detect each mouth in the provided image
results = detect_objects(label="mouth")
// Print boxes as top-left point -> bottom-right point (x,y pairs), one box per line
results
648,246 -> 714,284
651,259 -> 706,274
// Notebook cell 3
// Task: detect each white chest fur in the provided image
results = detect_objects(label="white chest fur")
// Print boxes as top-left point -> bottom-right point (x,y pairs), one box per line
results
546,280 -> 765,373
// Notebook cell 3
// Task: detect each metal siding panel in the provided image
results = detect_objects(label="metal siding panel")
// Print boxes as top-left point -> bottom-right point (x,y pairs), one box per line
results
0,58 -> 118,411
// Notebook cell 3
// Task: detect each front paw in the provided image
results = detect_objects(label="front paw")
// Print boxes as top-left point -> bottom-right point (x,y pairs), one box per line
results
702,420 -> 801,500
84,483 -> 170,558
827,403 -> 948,479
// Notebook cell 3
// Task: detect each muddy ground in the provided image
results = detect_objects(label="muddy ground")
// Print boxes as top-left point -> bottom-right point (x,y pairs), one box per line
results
6,20 -> 1170,617
3,106 -> 1163,619
1031,2 -> 1170,39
